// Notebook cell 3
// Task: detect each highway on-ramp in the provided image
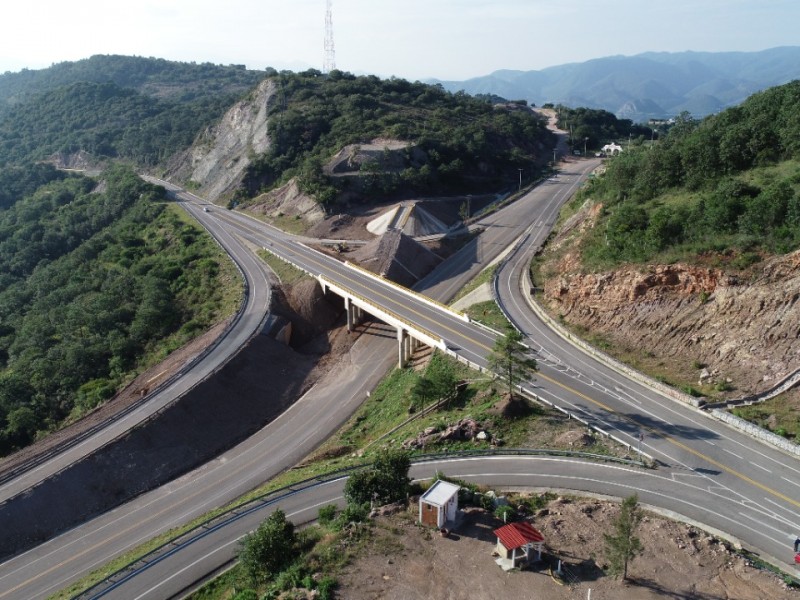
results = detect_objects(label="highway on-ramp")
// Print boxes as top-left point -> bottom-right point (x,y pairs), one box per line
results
2,160 -> 800,599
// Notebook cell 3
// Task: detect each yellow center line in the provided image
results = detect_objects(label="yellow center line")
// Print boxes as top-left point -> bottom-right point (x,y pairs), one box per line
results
230,212 -> 800,518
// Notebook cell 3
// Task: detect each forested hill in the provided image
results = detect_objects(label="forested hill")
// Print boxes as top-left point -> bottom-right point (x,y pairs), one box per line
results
0,55 -> 266,112
0,55 -> 267,167
237,70 -> 555,205
577,80 -> 800,268
0,165 -> 240,455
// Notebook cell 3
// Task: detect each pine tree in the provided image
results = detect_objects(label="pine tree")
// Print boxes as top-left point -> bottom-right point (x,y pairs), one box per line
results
603,494 -> 643,580
487,327 -> 537,397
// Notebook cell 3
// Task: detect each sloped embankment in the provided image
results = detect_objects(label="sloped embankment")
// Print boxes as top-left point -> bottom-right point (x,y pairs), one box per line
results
538,203 -> 800,396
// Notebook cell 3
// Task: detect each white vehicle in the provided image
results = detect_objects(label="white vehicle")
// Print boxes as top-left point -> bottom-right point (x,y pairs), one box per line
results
203,207 -> 210,213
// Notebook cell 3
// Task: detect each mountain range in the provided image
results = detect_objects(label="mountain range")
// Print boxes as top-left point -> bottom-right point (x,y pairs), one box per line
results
432,46 -> 800,122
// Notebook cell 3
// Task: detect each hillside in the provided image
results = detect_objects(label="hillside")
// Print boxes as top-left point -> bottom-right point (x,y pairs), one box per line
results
0,165 -> 241,455
534,81 -> 800,404
0,55 -> 267,167
167,70 -> 555,208
434,47 -> 800,121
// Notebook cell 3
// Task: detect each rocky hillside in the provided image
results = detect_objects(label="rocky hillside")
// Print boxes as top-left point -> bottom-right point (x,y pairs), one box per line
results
164,78 -> 275,202
538,201 -> 800,397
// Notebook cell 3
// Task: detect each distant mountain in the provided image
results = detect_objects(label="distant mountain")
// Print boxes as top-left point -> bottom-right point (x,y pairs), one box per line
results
432,47 -> 800,122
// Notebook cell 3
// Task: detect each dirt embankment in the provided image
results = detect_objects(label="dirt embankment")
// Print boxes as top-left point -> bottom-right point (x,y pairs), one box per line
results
538,201 -> 800,397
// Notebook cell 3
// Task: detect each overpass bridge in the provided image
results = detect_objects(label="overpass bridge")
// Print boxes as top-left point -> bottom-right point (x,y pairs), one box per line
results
268,245 -> 470,366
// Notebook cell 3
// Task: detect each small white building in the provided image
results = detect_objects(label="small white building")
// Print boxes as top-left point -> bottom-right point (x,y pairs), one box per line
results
418,480 -> 460,528
601,142 -> 623,155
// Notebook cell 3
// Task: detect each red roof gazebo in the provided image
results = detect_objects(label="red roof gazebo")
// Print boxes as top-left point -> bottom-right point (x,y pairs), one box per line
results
493,521 -> 544,569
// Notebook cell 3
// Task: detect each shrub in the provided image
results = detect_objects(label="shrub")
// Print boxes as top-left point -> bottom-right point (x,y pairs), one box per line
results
318,504 -> 337,526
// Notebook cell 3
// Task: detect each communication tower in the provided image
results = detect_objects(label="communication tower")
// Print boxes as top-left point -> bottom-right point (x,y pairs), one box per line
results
323,0 -> 336,74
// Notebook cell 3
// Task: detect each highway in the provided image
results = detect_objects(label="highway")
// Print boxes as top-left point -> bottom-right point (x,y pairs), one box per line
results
0,200 -> 274,503
2,159 -> 800,598
67,454 -> 793,600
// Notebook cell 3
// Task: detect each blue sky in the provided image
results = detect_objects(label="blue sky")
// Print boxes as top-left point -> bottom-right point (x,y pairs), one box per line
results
1,0 -> 796,79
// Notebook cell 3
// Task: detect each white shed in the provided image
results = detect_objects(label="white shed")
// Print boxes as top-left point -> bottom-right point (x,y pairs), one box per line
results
418,480 -> 460,528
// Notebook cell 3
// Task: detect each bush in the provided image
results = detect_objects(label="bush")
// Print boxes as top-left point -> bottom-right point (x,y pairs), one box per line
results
494,505 -> 516,522
318,576 -> 338,600
333,502 -> 370,531
318,504 -> 337,526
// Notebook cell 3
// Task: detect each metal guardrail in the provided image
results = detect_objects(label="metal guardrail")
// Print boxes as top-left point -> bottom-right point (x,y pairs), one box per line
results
0,201 -> 256,490
72,449 -> 644,599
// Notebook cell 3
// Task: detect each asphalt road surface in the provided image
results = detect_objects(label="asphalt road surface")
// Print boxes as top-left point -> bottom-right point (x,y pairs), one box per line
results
3,161 -> 800,599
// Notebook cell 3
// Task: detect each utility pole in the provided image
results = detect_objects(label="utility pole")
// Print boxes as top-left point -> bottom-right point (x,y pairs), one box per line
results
518,168 -> 523,191
323,0 -> 336,74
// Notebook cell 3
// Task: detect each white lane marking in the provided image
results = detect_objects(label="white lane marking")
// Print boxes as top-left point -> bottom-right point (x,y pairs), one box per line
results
752,462 -> 772,473
782,476 -> 800,490
738,511 -> 792,538
724,448 -> 744,460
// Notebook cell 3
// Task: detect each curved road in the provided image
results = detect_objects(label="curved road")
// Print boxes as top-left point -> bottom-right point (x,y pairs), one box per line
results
3,159 -> 800,598
72,454 -> 785,599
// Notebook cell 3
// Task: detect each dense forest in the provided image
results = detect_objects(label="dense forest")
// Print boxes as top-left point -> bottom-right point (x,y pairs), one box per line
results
573,80 -> 800,267
0,165 -> 239,454
0,55 -> 268,167
239,70 -> 555,205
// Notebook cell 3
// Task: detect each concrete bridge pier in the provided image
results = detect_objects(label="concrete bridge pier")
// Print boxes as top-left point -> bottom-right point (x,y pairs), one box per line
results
397,329 -> 420,367
345,297 -> 364,333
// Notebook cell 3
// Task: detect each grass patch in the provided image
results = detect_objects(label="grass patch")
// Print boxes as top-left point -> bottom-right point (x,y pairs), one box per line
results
257,248 -> 311,285
464,300 -> 513,332
732,393 -> 800,441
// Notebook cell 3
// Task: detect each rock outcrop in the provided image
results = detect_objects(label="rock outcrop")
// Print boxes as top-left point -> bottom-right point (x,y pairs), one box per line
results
165,78 -> 275,202
540,203 -> 800,395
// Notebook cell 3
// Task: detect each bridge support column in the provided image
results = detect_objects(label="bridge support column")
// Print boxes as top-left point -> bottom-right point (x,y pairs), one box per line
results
397,328 -> 408,368
345,297 -> 354,333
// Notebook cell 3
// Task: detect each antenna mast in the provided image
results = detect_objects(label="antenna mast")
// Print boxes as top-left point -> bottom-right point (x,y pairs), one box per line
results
323,0 -> 336,74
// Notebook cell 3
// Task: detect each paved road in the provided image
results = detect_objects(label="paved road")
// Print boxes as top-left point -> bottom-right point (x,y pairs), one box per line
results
0,200 -> 273,503
68,454 -> 778,599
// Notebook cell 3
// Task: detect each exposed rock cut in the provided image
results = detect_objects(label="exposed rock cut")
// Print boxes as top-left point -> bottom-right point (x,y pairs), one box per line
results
246,179 -> 325,226
540,202 -> 800,395
165,78 -> 275,202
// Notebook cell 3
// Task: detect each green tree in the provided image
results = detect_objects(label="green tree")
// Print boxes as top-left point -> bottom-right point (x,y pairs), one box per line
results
411,376 -> 436,409
487,327 -> 537,397
238,508 -> 296,585
343,449 -> 411,506
603,494 -> 643,580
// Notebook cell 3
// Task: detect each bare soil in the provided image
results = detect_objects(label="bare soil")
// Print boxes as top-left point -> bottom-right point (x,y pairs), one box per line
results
339,496 -> 799,600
